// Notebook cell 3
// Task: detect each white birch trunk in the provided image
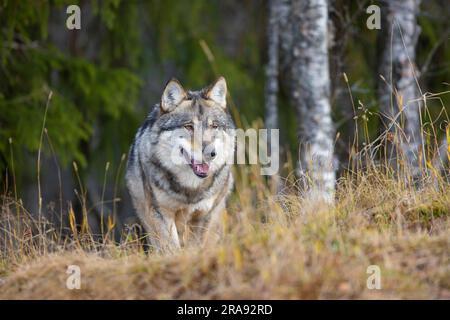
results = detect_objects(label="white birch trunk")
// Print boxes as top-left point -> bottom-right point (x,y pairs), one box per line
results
281,0 -> 336,203
264,0 -> 280,131
264,0 -> 282,192
378,0 -> 423,180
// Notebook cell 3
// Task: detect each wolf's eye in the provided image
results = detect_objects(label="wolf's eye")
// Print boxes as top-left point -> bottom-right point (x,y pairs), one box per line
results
211,123 -> 219,129
184,124 -> 194,132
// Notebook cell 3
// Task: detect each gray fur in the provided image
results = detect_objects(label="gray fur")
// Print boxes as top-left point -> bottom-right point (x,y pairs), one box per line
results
125,78 -> 235,252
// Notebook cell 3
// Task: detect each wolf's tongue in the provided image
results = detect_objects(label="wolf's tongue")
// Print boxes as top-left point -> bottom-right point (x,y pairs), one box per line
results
192,162 -> 209,177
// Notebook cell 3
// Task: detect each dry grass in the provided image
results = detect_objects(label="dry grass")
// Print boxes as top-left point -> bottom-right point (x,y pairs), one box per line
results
0,160 -> 449,299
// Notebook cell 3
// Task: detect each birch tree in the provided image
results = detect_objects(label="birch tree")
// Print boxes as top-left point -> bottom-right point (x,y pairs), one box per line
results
264,0 -> 282,191
265,0 -> 280,132
378,0 -> 423,180
279,0 -> 336,202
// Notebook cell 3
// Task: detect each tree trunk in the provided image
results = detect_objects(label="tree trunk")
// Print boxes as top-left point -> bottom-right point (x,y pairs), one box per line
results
378,0 -> 423,180
264,0 -> 281,192
280,0 -> 336,203
264,0 -> 280,131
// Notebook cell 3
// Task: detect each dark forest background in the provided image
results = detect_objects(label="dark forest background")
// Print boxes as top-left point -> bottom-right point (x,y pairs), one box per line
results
0,0 -> 449,225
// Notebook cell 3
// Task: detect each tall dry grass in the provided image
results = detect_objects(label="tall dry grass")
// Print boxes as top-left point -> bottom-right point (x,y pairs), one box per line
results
0,88 -> 449,299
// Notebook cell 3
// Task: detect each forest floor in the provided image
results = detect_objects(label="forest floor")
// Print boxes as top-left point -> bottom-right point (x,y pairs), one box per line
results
0,166 -> 449,299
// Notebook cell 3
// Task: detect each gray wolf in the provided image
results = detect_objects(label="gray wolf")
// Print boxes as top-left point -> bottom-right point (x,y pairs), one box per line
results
125,77 -> 235,252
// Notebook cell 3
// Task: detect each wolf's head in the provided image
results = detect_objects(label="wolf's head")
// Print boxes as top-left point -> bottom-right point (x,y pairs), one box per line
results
150,77 -> 235,187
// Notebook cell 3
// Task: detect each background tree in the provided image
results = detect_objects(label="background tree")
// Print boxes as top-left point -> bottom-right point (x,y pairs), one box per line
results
377,0 -> 423,180
264,0 -> 281,192
264,0 -> 280,132
279,0 -> 336,202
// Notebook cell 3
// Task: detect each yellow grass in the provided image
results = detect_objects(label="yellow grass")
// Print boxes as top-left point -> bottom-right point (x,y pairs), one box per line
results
0,159 -> 449,299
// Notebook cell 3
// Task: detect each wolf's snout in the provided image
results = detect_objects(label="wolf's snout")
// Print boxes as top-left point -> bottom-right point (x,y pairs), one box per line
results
202,143 -> 216,162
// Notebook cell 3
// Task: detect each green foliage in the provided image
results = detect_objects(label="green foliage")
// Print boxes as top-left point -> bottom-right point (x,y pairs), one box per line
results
0,0 -> 142,186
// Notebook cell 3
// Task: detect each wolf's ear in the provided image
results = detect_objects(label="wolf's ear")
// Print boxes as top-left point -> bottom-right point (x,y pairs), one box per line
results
206,76 -> 227,109
161,78 -> 186,113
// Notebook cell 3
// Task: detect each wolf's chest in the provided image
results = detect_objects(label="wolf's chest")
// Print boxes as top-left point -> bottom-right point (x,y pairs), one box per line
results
152,185 -> 216,216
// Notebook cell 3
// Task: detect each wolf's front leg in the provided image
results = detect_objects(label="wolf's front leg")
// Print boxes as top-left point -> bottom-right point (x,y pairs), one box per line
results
201,202 -> 227,247
141,209 -> 181,253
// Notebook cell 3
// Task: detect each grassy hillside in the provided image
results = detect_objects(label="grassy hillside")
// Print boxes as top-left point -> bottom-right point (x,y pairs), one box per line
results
1,160 -> 449,299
